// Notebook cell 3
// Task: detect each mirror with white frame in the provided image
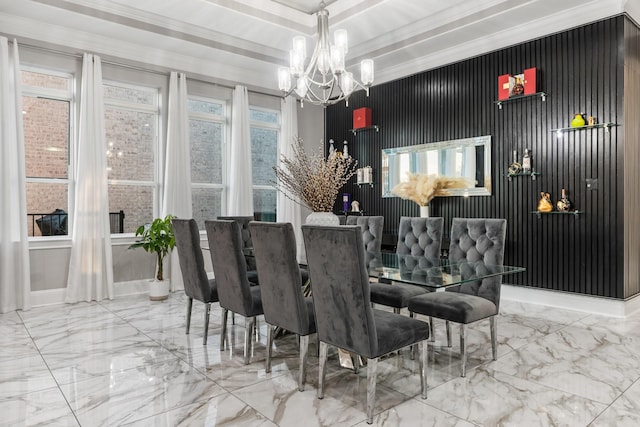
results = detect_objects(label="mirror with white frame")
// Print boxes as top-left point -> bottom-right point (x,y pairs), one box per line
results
381,135 -> 492,198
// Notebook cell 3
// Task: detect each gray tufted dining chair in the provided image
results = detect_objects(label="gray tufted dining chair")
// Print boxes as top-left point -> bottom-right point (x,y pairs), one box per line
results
369,217 -> 443,315
249,221 -> 316,391
172,218 -> 219,345
408,218 -> 507,377
205,219 -> 264,365
302,224 -> 430,424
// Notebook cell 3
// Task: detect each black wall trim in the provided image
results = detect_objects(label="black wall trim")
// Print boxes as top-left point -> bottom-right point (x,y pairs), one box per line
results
326,16 -> 627,299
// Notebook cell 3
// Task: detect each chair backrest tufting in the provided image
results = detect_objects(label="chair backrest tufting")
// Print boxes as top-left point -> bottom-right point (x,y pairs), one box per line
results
346,215 -> 384,253
447,218 -> 507,306
302,225 -> 378,358
218,216 -> 256,269
396,216 -> 444,258
172,218 -> 213,302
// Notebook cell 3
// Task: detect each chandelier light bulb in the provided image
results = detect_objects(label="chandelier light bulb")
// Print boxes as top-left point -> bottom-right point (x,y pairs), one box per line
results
330,45 -> 345,73
361,59 -> 374,86
341,71 -> 354,95
292,36 -> 307,59
334,29 -> 348,54
317,48 -> 331,75
295,77 -> 309,98
278,67 -> 292,92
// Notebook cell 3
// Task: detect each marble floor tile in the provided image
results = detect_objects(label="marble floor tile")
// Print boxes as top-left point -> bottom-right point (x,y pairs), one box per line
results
233,373 -> 372,427
359,398 -> 476,427
0,354 -> 58,399
122,392 -> 277,427
0,387 -> 79,426
422,366 -> 607,426
491,320 -> 640,404
590,378 -> 640,426
58,358 -> 226,426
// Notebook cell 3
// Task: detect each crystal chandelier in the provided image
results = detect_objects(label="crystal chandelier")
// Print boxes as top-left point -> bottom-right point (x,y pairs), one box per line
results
277,1 -> 374,107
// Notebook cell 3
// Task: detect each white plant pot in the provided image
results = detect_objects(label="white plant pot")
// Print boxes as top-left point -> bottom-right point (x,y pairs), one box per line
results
149,279 -> 170,301
419,205 -> 430,218
306,211 -> 340,226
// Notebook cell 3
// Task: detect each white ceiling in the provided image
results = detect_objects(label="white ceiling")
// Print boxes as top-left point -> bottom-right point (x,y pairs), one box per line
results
0,0 -> 638,93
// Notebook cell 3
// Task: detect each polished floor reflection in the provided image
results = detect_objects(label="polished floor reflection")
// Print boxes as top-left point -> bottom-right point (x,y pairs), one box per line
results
2,292 -> 640,426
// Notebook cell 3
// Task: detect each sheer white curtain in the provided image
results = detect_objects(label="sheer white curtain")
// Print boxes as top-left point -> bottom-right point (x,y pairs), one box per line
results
65,53 -> 114,303
278,96 -> 304,259
0,37 -> 31,313
228,85 -> 253,215
162,71 -> 191,292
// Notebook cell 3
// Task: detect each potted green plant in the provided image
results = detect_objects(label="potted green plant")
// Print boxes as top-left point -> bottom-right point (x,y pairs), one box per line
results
129,214 -> 176,300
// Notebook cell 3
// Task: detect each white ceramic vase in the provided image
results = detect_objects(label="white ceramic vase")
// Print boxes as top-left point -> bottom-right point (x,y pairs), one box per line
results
419,205 -> 430,218
306,211 -> 340,226
149,279 -> 170,301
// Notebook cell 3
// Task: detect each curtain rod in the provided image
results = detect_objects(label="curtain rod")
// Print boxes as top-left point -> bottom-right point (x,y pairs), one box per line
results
14,39 -> 281,99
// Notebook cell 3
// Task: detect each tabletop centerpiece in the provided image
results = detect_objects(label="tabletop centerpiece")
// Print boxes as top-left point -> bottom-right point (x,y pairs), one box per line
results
392,173 -> 471,217
273,137 -> 357,225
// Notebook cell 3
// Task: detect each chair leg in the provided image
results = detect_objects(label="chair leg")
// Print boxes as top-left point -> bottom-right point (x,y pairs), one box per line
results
446,321 -> 452,347
244,316 -> 256,365
220,308 -> 229,351
185,297 -> 193,334
429,316 -> 435,342
393,307 -> 400,314
490,316 -> 498,361
409,311 -> 416,360
318,341 -> 328,399
203,303 -> 211,345
419,340 -> 428,399
298,335 -> 309,391
366,357 -> 378,424
232,312 -> 236,325
460,324 -> 467,377
265,324 -> 274,373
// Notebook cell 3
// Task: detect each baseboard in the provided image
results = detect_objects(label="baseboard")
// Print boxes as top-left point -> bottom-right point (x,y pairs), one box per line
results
30,280 -> 150,307
502,284 -> 640,318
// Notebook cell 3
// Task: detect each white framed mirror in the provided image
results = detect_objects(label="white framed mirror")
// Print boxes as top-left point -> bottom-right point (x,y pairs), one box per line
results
381,135 -> 492,198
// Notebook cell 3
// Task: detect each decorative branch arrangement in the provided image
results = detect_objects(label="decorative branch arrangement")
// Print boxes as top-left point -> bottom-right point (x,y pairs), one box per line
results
273,137 -> 358,212
392,173 -> 471,206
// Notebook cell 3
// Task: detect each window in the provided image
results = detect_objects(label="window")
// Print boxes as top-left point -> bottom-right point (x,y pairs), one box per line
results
22,68 -> 73,237
249,107 -> 279,222
188,97 -> 226,229
103,81 -> 159,233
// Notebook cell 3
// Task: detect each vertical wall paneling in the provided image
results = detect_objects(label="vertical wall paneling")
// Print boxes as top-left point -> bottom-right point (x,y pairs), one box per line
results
326,16 -> 634,299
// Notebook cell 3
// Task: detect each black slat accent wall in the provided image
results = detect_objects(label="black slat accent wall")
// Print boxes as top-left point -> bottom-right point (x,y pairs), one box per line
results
326,15 -> 633,299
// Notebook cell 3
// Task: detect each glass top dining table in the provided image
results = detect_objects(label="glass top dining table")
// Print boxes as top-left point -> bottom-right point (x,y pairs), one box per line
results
365,252 -> 526,290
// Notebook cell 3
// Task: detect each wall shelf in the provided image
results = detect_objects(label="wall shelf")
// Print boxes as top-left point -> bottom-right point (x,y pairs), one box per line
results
532,210 -> 583,219
551,122 -> 618,135
494,92 -> 547,109
507,171 -> 540,181
356,182 -> 375,188
349,125 -> 379,135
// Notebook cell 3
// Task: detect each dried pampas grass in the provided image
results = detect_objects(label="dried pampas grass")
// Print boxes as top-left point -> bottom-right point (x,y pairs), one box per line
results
273,137 -> 357,212
392,173 -> 471,206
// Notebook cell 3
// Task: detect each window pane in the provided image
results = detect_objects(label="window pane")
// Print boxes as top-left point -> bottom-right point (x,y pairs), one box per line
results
253,189 -> 276,222
250,127 -> 277,185
21,71 -> 69,91
26,182 -> 68,236
108,185 -> 153,233
105,108 -> 155,181
190,120 -> 222,183
103,84 -> 156,106
250,109 -> 278,124
23,97 -> 69,179
192,187 -> 223,229
188,99 -> 224,116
